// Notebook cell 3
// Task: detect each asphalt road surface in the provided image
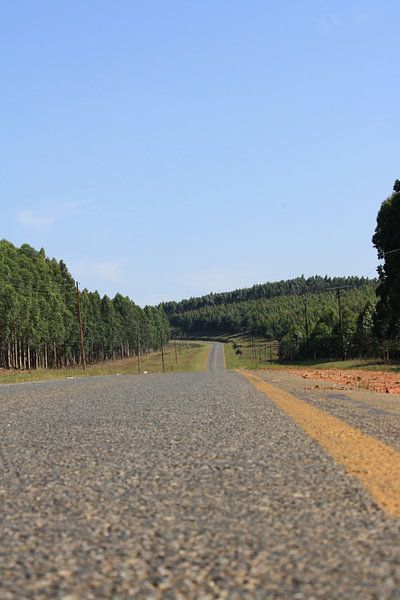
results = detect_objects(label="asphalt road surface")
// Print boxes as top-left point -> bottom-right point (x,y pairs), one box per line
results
207,341 -> 226,372
1,343 -> 400,599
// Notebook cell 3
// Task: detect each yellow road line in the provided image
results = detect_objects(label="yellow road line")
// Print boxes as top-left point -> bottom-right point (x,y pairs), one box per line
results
240,370 -> 400,517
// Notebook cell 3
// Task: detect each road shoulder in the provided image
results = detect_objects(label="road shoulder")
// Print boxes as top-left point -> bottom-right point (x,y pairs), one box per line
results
240,369 -> 400,517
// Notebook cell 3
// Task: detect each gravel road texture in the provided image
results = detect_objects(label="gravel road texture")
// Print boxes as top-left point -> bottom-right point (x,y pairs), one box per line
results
255,369 -> 400,452
1,343 -> 400,598
242,369 -> 400,518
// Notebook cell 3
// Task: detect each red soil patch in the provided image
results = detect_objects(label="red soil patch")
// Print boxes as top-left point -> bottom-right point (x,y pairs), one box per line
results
287,368 -> 400,395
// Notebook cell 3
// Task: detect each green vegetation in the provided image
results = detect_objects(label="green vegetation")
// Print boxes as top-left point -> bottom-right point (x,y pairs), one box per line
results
165,281 -> 376,362
183,342 -> 212,372
372,179 -> 400,358
161,275 -> 371,316
0,241 -> 170,371
0,341 -> 209,384
223,336 -> 400,373
3,179 -> 400,372
224,337 -> 279,370
164,178 -> 400,364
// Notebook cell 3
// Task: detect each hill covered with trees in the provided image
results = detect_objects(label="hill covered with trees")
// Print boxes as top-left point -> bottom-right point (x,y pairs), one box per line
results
161,275 -> 371,316
162,277 -> 377,361
2,181 -> 399,369
163,179 -> 400,363
0,240 -> 170,370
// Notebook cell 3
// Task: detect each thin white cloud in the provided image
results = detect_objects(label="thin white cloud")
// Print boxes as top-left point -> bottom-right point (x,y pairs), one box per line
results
174,267 -> 258,295
18,211 -> 54,228
316,13 -> 343,35
316,10 -> 373,35
354,11 -> 370,25
74,259 -> 124,284
94,261 -> 123,282
17,200 -> 91,229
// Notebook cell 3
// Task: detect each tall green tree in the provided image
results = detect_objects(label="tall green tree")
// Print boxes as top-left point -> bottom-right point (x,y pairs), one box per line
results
372,180 -> 400,350
0,240 -> 170,370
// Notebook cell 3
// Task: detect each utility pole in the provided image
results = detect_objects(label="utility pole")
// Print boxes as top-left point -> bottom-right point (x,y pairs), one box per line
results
289,323 -> 293,362
160,334 -> 165,373
336,288 -> 345,361
136,322 -> 141,374
303,294 -> 310,359
75,282 -> 86,370
174,336 -> 178,365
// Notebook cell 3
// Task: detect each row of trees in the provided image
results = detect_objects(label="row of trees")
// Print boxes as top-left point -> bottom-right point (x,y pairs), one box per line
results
161,275 -> 371,315
0,241 -> 170,369
166,179 -> 400,362
169,283 -> 377,361
2,182 -> 398,368
372,179 -> 400,358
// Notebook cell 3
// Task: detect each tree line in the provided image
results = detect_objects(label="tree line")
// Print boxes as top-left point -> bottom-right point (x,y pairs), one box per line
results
160,275 -> 371,315
0,240 -> 170,370
167,283 -> 377,360
2,180 -> 399,368
165,179 -> 400,362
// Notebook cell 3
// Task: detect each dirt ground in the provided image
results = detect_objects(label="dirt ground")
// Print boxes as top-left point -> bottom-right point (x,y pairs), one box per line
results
285,367 -> 400,395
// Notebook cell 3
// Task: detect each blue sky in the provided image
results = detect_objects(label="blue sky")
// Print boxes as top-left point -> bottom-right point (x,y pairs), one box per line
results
1,1 -> 399,305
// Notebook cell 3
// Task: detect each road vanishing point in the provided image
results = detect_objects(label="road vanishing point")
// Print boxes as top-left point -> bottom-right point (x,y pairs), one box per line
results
1,342 -> 400,599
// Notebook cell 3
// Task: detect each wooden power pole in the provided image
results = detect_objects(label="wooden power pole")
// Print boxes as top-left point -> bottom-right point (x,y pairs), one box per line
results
337,288 -> 345,361
160,335 -> 165,373
303,294 -> 310,359
76,282 -> 86,370
136,323 -> 141,374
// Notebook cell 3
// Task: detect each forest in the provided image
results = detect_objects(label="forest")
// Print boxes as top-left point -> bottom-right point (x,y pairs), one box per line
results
164,278 -> 377,361
163,179 -> 400,362
0,240 -> 170,370
161,275 -> 371,315
2,180 -> 399,369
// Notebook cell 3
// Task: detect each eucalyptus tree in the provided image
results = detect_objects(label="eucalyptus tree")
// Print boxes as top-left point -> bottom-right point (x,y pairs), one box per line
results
0,240 -> 171,370
372,179 -> 400,355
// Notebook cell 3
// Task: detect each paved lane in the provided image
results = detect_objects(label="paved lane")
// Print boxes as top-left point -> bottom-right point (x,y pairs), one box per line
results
1,365 -> 400,598
255,368 -> 400,451
207,342 -> 225,372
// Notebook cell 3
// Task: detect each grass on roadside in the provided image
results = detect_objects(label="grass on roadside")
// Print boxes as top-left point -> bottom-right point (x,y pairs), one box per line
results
224,335 -> 400,373
0,341 -> 211,384
278,358 -> 400,373
224,337 -> 279,370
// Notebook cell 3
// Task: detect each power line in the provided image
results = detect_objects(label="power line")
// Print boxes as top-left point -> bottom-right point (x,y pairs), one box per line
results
75,282 -> 86,370
0,278 -> 76,295
382,248 -> 400,256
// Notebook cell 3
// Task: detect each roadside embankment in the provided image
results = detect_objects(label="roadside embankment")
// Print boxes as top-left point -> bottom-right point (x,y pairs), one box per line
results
286,367 -> 400,394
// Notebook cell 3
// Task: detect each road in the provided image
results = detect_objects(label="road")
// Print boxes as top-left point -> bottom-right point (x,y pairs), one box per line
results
207,340 -> 226,372
1,343 -> 400,598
